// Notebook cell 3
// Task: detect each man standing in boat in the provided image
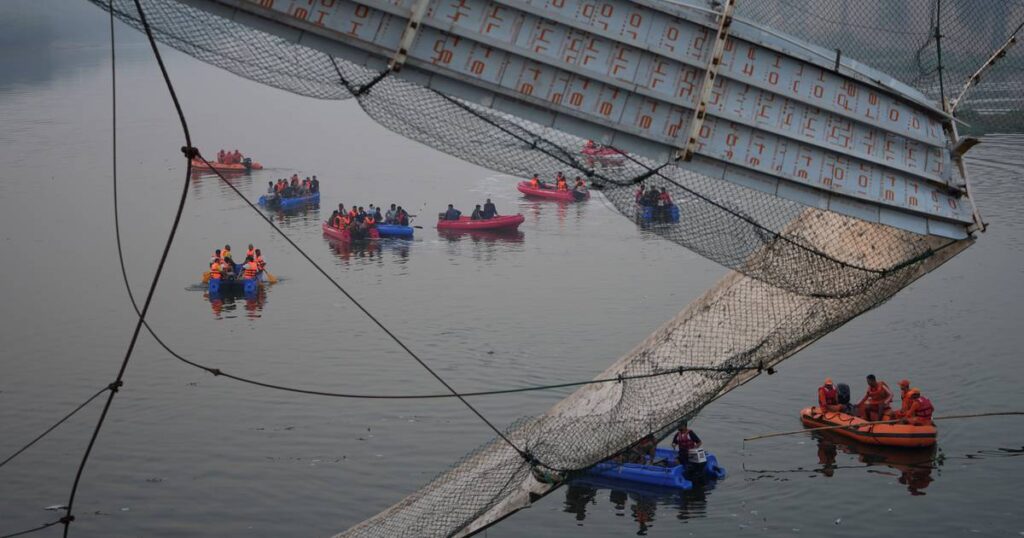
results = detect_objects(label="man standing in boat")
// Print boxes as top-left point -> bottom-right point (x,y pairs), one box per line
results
671,421 -> 703,480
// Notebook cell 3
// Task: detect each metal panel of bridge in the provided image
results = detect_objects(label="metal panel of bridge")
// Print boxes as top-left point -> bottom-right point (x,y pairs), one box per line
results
193,0 -> 975,238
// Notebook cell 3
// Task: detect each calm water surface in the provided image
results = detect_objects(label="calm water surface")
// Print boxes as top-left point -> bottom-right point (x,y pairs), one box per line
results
1,10 -> 1023,538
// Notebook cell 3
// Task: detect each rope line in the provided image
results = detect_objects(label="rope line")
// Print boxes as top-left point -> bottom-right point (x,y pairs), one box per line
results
1,518 -> 66,538
62,2 -> 194,535
0,386 -> 111,470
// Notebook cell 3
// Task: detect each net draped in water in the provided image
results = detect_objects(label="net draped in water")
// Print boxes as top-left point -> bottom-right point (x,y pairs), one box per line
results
87,0 -> 1015,536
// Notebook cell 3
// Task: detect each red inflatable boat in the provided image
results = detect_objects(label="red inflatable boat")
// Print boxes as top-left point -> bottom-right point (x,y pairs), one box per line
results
191,158 -> 263,172
436,214 -> 525,231
322,222 -> 380,241
516,181 -> 590,202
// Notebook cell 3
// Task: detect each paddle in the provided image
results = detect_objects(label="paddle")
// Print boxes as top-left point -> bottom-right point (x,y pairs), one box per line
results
264,271 -> 279,284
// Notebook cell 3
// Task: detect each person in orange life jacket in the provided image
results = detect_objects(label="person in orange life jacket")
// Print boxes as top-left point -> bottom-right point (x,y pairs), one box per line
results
856,374 -> 892,421
209,257 -> 223,280
888,379 -> 912,418
482,199 -> 498,219
231,149 -> 241,164
818,378 -> 843,412
217,149 -> 226,164
254,249 -> 267,280
529,173 -> 541,189
329,210 -> 340,228
671,421 -> 703,478
246,244 -> 255,260
902,388 -> 934,426
556,174 -> 568,191
240,255 -> 259,280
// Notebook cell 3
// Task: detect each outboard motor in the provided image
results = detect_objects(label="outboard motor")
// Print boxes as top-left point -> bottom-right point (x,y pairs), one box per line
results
837,383 -> 853,414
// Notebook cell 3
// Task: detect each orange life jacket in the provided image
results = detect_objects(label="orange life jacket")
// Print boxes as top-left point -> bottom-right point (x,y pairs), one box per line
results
365,216 -> 375,225
865,382 -> 891,405
256,256 -> 266,272
246,248 -> 255,259
530,178 -> 539,188
911,397 -> 934,421
557,179 -> 568,191
818,385 -> 838,407
209,262 -> 222,280
242,261 -> 259,280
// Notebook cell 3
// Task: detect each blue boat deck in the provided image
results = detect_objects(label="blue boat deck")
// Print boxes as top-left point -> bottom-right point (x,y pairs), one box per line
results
584,447 -> 725,490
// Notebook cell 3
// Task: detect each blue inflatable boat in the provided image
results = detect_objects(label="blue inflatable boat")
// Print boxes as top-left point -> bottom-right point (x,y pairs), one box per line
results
208,263 -> 261,295
258,192 -> 320,210
637,204 -> 681,223
376,224 -> 414,238
584,447 -> 725,490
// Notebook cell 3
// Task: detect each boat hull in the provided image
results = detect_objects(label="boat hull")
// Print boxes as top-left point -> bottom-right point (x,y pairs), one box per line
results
259,192 -> 320,209
436,214 -> 525,231
322,222 -> 380,242
584,447 -> 725,490
516,181 -> 589,202
376,224 -> 414,238
208,276 -> 260,295
800,406 -> 937,448
191,158 -> 263,171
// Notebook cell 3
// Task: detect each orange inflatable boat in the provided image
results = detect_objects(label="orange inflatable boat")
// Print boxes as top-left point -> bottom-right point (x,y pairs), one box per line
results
800,406 -> 936,448
190,158 -> 263,171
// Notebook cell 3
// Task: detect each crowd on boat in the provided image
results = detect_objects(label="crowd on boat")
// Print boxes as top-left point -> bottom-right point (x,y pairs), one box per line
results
208,243 -> 269,282
328,203 -> 411,239
526,172 -> 588,194
266,174 -> 320,199
215,148 -> 248,164
635,184 -> 676,219
817,376 -> 934,425
439,198 -> 501,220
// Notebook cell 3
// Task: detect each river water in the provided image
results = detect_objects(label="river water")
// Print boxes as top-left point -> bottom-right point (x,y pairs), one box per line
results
1,6 -> 1023,538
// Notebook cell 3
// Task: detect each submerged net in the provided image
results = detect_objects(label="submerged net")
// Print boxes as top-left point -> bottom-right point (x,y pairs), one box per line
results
89,0 -> 1009,536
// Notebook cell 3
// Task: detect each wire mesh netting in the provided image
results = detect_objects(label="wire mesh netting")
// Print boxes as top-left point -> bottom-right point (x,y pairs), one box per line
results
87,0 -> 1010,536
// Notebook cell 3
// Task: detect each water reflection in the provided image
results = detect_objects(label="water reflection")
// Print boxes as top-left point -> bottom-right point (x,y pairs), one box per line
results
189,168 -> 256,198
204,286 -> 267,320
437,229 -> 525,243
565,477 -> 713,533
326,236 -> 383,264
811,432 -> 939,495
521,199 -> 588,228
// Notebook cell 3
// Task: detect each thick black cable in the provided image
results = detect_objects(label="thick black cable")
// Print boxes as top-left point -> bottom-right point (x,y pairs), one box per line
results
1,518 -> 66,538
0,386 -> 110,470
62,2 -> 194,536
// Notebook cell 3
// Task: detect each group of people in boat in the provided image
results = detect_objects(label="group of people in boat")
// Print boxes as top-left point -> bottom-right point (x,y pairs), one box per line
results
208,243 -> 268,282
440,199 -> 500,221
527,172 -> 588,194
620,421 -> 707,479
215,148 -> 247,164
635,184 -> 676,220
818,375 -> 934,425
328,203 -> 411,239
267,174 -> 320,200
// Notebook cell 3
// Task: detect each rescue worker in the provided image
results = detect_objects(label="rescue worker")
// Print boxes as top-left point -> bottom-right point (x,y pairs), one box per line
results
556,174 -> 568,191
902,388 -> 934,426
671,421 -> 703,480
241,255 -> 259,281
222,244 -> 233,264
529,174 -> 541,189
443,204 -> 461,220
231,149 -> 242,164
209,258 -> 223,281
246,244 -> 255,260
482,198 -> 498,219
894,379 -> 913,418
817,378 -> 843,412
254,249 -> 267,280
217,149 -> 226,164
856,374 -> 892,421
